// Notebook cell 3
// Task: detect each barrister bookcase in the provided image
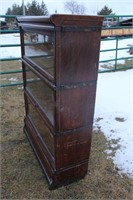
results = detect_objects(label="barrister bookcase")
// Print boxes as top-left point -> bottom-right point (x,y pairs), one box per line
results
17,14 -> 103,189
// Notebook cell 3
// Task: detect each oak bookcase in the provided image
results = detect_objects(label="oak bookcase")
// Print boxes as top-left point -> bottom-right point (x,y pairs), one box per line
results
17,14 -> 103,189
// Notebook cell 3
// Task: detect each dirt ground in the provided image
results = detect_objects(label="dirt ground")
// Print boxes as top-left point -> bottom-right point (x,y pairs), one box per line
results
0,85 -> 133,200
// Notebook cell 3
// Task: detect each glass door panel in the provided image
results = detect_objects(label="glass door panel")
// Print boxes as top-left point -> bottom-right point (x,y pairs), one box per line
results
28,99 -> 55,156
24,31 -> 55,77
25,65 -> 55,125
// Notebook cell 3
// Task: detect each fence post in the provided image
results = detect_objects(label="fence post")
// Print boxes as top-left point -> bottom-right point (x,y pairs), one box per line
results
115,36 -> 119,71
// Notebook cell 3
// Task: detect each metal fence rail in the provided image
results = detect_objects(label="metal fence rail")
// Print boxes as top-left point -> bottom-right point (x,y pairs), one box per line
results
0,14 -> 133,87
0,15 -> 22,87
100,36 -> 133,73
99,15 -> 133,72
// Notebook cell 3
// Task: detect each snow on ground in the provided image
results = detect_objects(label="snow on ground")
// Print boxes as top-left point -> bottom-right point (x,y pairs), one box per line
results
0,33 -> 21,59
94,69 -> 133,178
100,37 -> 133,68
0,33 -> 133,178
0,33 -> 46,59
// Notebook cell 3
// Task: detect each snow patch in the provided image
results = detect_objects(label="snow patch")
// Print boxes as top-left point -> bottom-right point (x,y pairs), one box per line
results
94,69 -> 133,178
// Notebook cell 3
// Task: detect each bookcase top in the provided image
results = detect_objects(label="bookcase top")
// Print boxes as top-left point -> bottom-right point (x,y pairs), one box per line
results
17,14 -> 103,27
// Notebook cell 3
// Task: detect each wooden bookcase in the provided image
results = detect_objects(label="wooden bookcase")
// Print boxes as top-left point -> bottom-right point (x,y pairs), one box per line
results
17,14 -> 103,189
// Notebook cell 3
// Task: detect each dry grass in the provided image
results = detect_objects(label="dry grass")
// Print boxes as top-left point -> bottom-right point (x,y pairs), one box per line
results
0,86 -> 133,199
0,60 -> 22,85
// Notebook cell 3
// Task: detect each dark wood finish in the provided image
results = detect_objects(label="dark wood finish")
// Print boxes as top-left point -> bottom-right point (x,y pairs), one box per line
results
17,14 -> 103,189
